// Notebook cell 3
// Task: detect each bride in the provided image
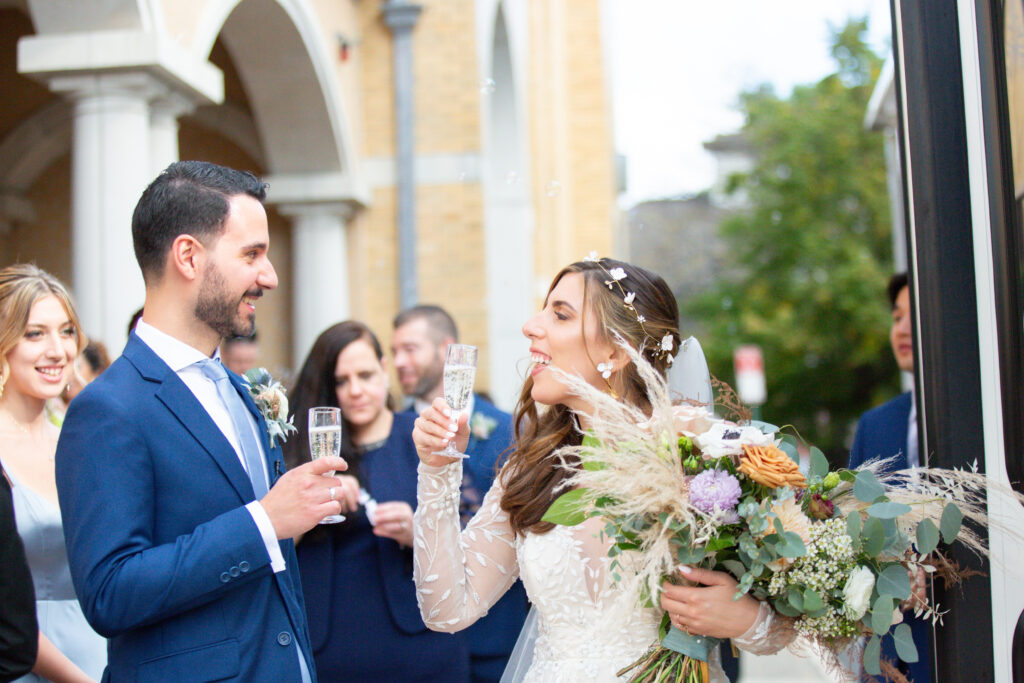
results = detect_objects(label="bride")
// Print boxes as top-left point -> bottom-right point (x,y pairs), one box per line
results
411,258 -> 795,682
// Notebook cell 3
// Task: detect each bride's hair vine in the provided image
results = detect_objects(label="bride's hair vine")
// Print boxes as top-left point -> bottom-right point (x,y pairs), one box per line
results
582,252 -> 676,365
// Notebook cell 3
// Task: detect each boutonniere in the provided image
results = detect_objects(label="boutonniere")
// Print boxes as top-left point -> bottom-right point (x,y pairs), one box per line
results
469,412 -> 498,441
244,367 -> 297,448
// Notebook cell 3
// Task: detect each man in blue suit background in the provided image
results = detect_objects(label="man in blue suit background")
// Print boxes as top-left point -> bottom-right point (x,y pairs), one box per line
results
848,272 -> 932,682
56,161 -> 348,682
392,305 -> 528,682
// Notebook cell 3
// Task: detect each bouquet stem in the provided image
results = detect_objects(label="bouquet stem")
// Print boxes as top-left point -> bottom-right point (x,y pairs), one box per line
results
617,626 -> 721,683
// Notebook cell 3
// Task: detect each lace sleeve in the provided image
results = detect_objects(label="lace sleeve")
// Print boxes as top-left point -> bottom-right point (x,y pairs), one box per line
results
413,460 -> 519,632
730,601 -> 797,656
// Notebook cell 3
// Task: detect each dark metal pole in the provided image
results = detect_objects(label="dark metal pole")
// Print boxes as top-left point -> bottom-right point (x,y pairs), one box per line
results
382,0 -> 423,308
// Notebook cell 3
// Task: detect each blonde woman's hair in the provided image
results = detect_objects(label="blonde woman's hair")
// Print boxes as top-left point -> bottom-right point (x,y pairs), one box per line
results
0,264 -> 86,396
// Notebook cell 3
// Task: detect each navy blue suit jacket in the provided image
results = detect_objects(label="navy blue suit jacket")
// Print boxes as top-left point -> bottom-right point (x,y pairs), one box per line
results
461,398 -> 529,660
849,392 -> 932,681
56,335 -> 314,682
297,412 -> 469,681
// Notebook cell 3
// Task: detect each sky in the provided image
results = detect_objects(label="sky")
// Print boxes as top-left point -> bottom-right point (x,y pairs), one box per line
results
607,0 -> 893,206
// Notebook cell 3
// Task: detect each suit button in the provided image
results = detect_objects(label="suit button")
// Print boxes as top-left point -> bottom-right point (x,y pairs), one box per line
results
239,561 -> 250,573
220,572 -> 230,583
277,632 -> 292,646
229,566 -> 240,578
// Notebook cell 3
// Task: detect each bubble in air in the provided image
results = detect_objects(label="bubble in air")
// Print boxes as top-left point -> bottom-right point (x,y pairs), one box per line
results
545,180 -> 562,197
480,78 -> 496,94
506,171 -> 520,185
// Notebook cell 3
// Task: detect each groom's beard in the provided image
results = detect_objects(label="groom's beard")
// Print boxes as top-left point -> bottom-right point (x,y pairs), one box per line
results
195,264 -> 258,339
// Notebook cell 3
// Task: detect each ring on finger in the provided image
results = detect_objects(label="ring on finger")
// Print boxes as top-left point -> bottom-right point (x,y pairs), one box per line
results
329,487 -> 337,501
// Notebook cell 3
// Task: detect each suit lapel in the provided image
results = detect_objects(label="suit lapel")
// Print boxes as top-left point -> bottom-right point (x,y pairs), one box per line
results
231,373 -> 285,486
125,335 -> 255,502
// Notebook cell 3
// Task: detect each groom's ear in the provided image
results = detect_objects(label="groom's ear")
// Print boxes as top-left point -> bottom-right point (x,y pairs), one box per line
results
169,234 -> 204,282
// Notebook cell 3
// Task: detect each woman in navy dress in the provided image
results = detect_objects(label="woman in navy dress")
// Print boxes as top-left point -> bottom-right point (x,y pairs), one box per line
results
285,321 -> 469,682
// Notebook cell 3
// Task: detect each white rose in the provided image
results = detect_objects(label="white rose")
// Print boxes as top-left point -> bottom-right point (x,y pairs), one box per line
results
842,566 -> 876,621
694,422 -> 776,459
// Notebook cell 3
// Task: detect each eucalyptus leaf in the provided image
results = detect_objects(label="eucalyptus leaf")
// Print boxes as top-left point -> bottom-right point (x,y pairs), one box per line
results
867,501 -> 912,519
853,470 -> 886,503
847,511 -> 861,545
803,589 -> 825,614
838,469 -> 856,483
809,447 -> 829,480
862,516 -> 885,556
916,518 -> 940,555
893,623 -> 920,663
778,438 -> 800,465
863,635 -> 882,676
773,598 -> 800,617
780,531 -> 807,558
721,560 -> 747,580
870,595 -> 894,634
541,488 -> 589,526
940,504 -> 963,543
787,587 -> 804,611
877,564 -> 912,601
676,545 -> 706,564
750,420 -> 779,435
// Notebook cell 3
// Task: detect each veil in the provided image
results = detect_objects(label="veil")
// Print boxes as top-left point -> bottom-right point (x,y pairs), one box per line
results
498,336 -> 714,682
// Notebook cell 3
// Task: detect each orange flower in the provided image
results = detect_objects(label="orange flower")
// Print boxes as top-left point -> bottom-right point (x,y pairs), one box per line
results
739,444 -> 807,489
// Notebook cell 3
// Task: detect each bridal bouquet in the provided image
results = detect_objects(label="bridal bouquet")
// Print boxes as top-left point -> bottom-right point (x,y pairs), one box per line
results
541,348 -> 1012,683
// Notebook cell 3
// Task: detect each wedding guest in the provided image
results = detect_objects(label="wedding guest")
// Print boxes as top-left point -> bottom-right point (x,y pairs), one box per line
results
0,468 -> 37,682
0,264 -> 103,682
411,258 -> 795,681
56,161 -> 346,681
221,332 -> 260,376
285,321 -> 470,682
391,305 -> 526,682
61,341 -> 110,406
849,272 -> 931,682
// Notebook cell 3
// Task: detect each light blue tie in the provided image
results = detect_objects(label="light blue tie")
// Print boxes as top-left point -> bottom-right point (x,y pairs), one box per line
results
198,359 -> 269,500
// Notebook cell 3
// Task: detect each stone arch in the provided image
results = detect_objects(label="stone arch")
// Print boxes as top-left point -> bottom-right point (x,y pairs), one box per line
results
26,0 -> 158,33
194,0 -> 358,181
482,0 -> 533,408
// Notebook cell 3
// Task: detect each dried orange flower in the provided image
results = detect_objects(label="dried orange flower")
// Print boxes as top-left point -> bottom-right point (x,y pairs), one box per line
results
739,444 -> 808,489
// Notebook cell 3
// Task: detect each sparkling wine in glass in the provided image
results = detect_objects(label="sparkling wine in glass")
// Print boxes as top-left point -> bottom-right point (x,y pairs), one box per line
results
309,406 -> 345,524
433,344 -> 478,459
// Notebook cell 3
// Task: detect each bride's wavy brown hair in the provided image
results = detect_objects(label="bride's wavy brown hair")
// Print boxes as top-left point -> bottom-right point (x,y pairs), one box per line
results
499,259 -> 681,535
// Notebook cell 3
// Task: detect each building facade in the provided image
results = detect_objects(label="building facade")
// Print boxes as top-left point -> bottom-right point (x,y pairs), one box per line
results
0,0 -> 617,407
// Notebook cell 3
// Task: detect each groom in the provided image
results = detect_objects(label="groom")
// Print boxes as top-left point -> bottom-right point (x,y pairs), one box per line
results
56,161 -> 347,682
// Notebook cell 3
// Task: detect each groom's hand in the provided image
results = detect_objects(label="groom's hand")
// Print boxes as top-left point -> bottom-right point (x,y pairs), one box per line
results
261,456 -> 348,539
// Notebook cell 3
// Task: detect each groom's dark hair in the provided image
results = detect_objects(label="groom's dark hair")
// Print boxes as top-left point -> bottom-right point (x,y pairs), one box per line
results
132,160 -> 267,284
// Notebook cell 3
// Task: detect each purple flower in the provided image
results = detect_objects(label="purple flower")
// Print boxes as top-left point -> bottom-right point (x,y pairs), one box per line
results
689,469 -> 742,517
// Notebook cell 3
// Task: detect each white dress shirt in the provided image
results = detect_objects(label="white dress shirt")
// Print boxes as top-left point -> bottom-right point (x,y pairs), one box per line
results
135,320 -> 285,572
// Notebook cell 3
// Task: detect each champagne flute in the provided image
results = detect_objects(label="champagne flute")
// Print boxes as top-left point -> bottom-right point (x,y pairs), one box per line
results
309,406 -> 345,524
433,344 -> 478,459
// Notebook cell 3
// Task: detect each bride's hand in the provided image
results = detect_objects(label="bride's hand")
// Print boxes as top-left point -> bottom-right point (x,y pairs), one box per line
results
412,398 -> 470,467
660,566 -> 761,639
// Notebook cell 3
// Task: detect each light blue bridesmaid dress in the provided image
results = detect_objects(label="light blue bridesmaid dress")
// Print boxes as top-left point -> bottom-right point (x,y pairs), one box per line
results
2,461 -> 106,681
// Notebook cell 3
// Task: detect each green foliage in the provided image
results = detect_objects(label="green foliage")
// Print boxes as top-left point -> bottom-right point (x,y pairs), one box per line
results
541,488 -> 590,526
685,18 -> 896,459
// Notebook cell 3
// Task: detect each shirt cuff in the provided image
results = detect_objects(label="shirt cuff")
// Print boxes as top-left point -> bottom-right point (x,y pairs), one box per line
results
246,501 -> 286,573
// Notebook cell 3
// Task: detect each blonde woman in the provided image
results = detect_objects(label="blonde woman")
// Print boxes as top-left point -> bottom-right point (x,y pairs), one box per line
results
0,264 -> 104,682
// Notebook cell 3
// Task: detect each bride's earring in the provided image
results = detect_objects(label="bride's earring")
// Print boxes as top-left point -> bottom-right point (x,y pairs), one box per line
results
596,362 -> 619,399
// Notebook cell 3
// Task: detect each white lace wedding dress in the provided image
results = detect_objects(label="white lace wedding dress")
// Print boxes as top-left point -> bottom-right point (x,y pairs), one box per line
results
413,461 -> 796,682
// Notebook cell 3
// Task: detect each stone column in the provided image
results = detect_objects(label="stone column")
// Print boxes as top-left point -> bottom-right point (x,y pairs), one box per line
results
150,91 -> 195,176
50,72 -> 157,349
279,203 -> 353,367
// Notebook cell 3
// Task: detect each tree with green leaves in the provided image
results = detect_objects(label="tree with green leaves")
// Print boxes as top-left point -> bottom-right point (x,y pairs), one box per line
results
687,18 -> 897,460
